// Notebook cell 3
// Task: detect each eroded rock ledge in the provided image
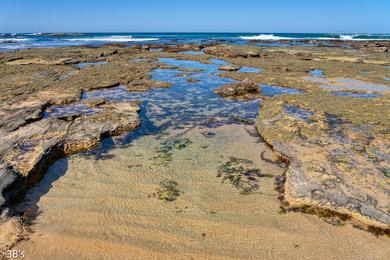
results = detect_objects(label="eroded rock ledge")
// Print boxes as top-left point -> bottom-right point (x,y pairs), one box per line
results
256,98 -> 390,232
0,101 -> 140,206
0,43 -> 226,248
0,45 -> 162,249
0,100 -> 140,250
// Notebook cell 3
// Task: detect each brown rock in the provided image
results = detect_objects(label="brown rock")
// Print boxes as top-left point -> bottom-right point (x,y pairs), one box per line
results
204,45 -> 263,58
187,78 -> 200,83
214,78 -> 259,97
219,65 -> 241,71
257,100 -> 390,231
83,98 -> 106,107
127,79 -> 172,92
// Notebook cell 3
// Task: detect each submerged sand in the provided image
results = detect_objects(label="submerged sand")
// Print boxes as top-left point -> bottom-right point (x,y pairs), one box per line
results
14,124 -> 390,259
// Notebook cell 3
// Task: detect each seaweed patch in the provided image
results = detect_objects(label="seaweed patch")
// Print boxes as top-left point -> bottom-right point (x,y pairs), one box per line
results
217,157 -> 273,194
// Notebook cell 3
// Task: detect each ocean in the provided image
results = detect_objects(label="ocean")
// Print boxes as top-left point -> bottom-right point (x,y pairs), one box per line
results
1,32 -> 390,51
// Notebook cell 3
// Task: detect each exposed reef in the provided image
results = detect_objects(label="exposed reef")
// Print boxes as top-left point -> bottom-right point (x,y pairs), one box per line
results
203,43 -> 390,231
214,78 -> 260,99
0,45 -> 172,249
257,95 -> 390,232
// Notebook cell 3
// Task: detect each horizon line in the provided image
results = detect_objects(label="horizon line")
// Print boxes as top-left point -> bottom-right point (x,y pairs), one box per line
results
2,31 -> 390,34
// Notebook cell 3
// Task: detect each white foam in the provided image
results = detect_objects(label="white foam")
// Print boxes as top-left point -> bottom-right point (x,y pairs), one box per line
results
241,34 -> 390,41
316,37 -> 337,40
240,34 -> 293,40
0,38 -> 31,43
328,34 -> 388,41
339,34 -> 359,40
66,36 -> 159,42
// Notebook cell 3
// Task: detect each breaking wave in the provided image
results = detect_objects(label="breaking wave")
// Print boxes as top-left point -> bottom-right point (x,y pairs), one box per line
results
0,38 -> 31,43
240,34 -> 293,40
240,33 -> 390,41
338,34 -> 361,40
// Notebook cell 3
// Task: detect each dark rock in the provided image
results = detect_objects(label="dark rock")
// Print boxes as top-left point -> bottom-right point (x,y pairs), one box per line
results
0,103 -> 47,132
0,162 -> 19,207
1,41 -> 18,44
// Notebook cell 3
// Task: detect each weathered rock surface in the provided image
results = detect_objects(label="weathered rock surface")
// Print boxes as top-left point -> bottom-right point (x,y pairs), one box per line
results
257,98 -> 390,231
0,45 -> 182,250
204,45 -> 263,58
214,78 -> 260,98
244,39 -> 390,53
127,79 -> 172,91
0,100 -> 140,250
0,46 -> 159,106
131,43 -> 207,53
219,65 -> 242,71
0,45 -> 191,222
0,101 -> 140,208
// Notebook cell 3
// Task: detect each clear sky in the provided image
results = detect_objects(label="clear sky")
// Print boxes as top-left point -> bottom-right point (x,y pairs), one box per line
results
1,0 -> 389,33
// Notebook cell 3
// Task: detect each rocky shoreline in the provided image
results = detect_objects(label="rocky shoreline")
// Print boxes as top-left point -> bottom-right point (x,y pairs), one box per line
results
0,43 -> 220,250
203,44 -> 390,232
257,99 -> 390,232
247,39 -> 390,53
0,45 -> 158,249
0,41 -> 389,250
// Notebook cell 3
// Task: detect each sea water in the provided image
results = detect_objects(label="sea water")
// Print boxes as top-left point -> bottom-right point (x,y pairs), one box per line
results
1,32 -> 390,51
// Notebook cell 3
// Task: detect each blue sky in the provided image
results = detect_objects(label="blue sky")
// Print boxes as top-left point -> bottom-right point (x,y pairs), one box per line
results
1,0 -> 389,33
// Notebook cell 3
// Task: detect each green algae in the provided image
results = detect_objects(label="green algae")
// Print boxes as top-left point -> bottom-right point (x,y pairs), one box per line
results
153,138 -> 192,166
154,179 -> 181,202
217,157 -> 273,195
